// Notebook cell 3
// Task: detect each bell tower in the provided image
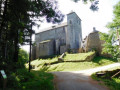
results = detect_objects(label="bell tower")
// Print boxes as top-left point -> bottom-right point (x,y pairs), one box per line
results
66,12 -> 82,50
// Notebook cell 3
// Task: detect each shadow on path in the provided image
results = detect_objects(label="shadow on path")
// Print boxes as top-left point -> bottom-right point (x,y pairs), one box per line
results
52,72 -> 109,90
51,63 -> 120,90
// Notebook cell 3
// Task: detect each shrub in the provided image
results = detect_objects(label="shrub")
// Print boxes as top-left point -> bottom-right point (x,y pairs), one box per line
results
91,69 -> 120,90
6,68 -> 54,90
17,48 -> 29,68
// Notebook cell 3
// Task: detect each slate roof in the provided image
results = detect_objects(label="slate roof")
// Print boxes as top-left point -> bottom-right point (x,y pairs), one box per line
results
36,22 -> 67,35
39,40 -> 51,44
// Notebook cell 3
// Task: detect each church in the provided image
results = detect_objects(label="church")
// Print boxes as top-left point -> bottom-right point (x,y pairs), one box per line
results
32,12 -> 82,60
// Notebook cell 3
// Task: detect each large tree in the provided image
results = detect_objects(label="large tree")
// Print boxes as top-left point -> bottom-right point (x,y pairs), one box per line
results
72,0 -> 99,11
100,1 -> 120,59
0,0 -> 64,71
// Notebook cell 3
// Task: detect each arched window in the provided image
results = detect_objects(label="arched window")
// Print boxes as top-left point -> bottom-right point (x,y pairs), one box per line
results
70,20 -> 72,24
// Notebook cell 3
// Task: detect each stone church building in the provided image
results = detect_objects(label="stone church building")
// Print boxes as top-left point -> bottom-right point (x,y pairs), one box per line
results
32,12 -> 82,59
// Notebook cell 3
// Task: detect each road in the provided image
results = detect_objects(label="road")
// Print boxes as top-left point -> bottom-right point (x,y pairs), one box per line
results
51,63 -> 120,90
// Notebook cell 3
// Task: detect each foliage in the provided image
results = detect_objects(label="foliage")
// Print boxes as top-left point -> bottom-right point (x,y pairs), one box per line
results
64,51 -> 95,61
18,49 -> 29,62
99,32 -> 120,59
72,0 -> 99,11
29,55 -> 59,70
106,1 -> 120,29
0,0 -> 64,72
4,69 -> 54,90
99,1 -> 120,59
91,69 -> 120,90
18,48 -> 29,68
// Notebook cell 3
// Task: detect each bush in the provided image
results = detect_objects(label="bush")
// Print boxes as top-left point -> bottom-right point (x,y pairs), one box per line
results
6,68 -> 54,90
91,69 -> 120,90
17,48 -> 29,68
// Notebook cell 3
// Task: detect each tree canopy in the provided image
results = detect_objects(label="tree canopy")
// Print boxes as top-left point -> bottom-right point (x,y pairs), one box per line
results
107,1 -> 120,29
72,0 -> 99,11
0,0 -> 64,72
100,1 -> 120,59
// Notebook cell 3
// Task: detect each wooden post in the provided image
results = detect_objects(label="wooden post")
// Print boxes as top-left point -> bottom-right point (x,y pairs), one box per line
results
29,24 -> 32,72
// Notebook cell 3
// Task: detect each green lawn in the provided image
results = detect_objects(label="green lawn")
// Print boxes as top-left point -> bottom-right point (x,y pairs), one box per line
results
64,51 -> 95,61
31,56 -> 117,71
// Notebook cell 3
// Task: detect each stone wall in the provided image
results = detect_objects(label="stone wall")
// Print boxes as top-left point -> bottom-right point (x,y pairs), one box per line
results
60,45 -> 67,54
86,31 -> 101,53
67,12 -> 82,49
31,46 -> 36,60
39,40 -> 54,57
35,25 -> 67,44
82,29 -> 112,58
35,25 -> 67,58
32,12 -> 83,59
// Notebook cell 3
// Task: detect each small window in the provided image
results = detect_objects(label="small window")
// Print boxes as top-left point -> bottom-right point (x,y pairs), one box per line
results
70,20 -> 72,24
63,27 -> 65,31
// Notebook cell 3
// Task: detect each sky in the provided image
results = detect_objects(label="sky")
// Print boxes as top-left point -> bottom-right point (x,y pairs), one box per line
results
21,0 -> 120,52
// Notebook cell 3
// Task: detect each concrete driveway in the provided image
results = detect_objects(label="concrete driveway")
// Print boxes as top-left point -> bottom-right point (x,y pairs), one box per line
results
51,63 -> 120,90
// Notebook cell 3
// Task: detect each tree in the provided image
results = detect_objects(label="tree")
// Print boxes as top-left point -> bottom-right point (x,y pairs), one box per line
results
0,0 -> 64,72
100,1 -> 120,59
72,0 -> 99,11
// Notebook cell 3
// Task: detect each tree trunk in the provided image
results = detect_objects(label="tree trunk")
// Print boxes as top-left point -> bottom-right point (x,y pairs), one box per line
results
13,30 -> 19,62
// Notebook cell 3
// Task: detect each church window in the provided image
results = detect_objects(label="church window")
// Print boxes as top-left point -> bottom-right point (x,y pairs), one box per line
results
63,27 -> 65,33
70,20 -> 72,24
63,27 -> 65,30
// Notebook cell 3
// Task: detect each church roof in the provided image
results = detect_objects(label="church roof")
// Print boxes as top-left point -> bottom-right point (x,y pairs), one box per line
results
36,22 -> 67,34
39,40 -> 51,44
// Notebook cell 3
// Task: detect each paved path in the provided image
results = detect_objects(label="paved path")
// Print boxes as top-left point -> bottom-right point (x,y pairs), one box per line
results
51,63 -> 120,90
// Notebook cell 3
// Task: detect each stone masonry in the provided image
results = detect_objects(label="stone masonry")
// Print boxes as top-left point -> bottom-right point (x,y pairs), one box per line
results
32,12 -> 82,60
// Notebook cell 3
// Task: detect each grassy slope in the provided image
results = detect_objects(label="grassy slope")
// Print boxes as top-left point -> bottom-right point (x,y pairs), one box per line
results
29,71 -> 54,90
20,71 -> 54,90
91,67 -> 120,90
64,51 -> 95,61
31,55 -> 59,67
46,56 -> 117,71
31,56 -> 117,71
4,69 -> 54,90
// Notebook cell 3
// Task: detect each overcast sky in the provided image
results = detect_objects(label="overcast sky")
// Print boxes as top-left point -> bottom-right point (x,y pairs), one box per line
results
22,0 -> 120,52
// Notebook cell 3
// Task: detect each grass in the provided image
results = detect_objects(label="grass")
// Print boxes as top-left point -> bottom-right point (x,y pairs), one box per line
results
21,71 -> 54,90
92,74 -> 120,90
31,56 -> 117,71
6,69 -> 54,90
30,70 -> 54,90
91,68 -> 120,90
28,55 -> 59,70
64,51 -> 95,61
